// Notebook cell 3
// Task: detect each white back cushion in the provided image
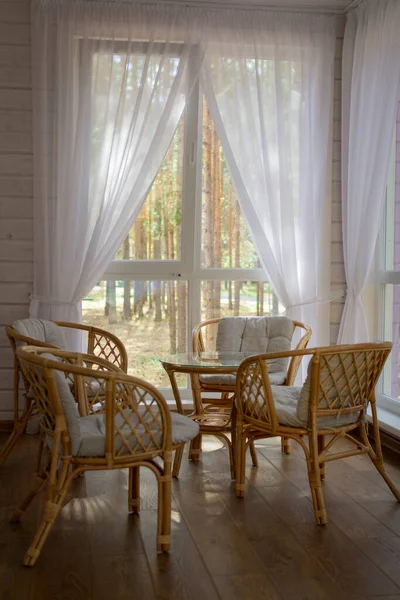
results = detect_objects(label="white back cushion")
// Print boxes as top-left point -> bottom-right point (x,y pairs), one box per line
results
12,318 -> 66,349
216,316 -> 294,373
41,353 -> 81,454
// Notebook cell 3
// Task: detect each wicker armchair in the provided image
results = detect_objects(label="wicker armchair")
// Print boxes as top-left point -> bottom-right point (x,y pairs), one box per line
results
235,343 -> 400,525
191,317 -> 311,459
12,346 -> 198,566
1,319 -> 128,467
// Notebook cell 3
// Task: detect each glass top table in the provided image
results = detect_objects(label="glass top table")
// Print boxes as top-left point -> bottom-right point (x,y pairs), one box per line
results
159,352 -> 257,369
159,352 -> 260,476
159,352 -> 262,477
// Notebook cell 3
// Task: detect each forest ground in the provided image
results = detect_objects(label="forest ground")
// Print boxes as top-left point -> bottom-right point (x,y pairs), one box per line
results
82,286 -> 264,387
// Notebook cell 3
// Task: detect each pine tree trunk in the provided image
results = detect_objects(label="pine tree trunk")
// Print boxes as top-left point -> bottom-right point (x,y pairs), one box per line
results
234,201 -> 241,316
203,102 -> 214,331
228,184 -> 233,311
213,129 -> 221,315
273,291 -> 279,315
177,281 -> 186,352
106,280 -> 117,324
168,228 -> 177,353
123,235 -> 131,320
134,213 -> 146,319
147,191 -> 153,311
153,182 -> 162,322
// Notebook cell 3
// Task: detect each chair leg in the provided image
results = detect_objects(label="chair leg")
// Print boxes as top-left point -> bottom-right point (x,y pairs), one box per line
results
11,438 -> 48,523
157,453 -> 172,553
230,403 -> 237,480
188,433 -> 202,462
235,422 -> 246,498
0,402 -> 35,467
159,476 -> 171,552
360,418 -> 400,501
306,432 -> 327,525
281,436 -> 291,454
318,435 -> 326,480
249,441 -> 258,467
128,466 -> 140,514
172,444 -> 185,478
23,459 -> 73,567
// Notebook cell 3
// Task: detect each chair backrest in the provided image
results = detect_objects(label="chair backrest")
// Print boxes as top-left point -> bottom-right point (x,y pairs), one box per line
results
298,343 -> 392,426
16,346 -> 171,460
236,342 -> 392,431
193,316 -> 311,383
55,321 -> 128,372
6,319 -> 128,398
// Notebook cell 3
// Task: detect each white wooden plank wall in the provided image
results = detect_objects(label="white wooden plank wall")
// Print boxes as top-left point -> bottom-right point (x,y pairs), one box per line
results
0,0 -> 32,420
330,19 -> 345,344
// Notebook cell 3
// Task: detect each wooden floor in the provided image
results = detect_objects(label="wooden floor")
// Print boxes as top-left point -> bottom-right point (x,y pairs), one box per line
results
1,434 -> 400,600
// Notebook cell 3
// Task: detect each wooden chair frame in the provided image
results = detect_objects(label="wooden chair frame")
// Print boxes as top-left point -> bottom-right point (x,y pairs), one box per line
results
12,346 -> 172,566
235,343 -> 400,525
1,321 -> 128,468
190,318 -> 312,459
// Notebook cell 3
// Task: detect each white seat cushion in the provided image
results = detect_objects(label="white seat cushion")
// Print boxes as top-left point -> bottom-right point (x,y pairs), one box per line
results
40,354 -> 82,454
76,411 -> 199,458
252,384 -> 361,430
12,318 -> 66,349
40,356 -> 199,457
199,371 -> 287,387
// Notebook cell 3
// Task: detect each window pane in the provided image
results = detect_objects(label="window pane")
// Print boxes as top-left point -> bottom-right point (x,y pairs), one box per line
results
82,280 -> 187,387
200,280 -> 283,350
201,101 -> 259,269
114,118 -> 184,261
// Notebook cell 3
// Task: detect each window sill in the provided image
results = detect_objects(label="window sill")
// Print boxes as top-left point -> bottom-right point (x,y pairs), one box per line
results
372,394 -> 400,438
374,406 -> 400,438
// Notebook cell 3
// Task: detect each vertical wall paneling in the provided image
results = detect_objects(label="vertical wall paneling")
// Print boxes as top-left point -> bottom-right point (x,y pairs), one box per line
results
0,0 -> 32,420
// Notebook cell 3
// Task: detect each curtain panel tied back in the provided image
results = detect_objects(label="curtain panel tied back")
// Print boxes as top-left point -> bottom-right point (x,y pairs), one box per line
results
338,0 -> 400,344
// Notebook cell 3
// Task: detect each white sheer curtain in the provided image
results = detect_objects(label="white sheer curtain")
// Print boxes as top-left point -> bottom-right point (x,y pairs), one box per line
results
30,1 -> 201,342
338,0 -> 400,343
31,1 -> 336,352
201,12 -> 336,346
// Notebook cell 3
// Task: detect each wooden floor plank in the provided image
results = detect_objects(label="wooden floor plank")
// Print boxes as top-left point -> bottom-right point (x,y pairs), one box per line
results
185,442 -> 345,600
2,433 -> 400,599
250,447 -> 400,598
267,450 -> 397,539
138,508 -> 220,600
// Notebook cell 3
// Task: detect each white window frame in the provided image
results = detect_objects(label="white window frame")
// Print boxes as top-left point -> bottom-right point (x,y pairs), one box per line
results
374,126 -> 400,415
99,78 -> 267,401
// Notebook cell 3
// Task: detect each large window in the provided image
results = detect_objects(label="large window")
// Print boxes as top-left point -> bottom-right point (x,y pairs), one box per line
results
379,103 -> 400,410
83,86 -> 282,393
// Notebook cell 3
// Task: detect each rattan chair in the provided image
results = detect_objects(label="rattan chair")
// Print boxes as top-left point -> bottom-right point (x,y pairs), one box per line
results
191,317 -> 311,461
12,346 -> 198,566
1,319 -> 128,467
235,343 -> 400,525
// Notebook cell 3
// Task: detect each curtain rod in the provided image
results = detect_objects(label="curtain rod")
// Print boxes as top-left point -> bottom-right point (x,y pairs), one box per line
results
101,0 -> 346,15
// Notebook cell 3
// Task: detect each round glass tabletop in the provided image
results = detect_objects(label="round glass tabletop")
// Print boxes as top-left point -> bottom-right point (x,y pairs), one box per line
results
159,352 -> 257,369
